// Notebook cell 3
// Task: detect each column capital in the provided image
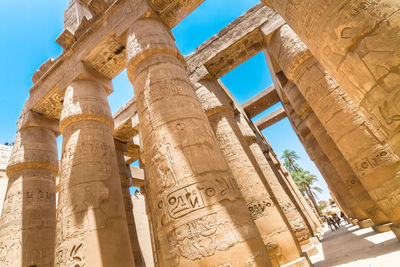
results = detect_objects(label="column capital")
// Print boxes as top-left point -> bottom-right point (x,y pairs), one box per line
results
17,110 -> 60,135
126,18 -> 186,76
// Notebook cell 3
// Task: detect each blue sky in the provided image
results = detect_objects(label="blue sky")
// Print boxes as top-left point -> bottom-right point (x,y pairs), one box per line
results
0,0 -> 330,200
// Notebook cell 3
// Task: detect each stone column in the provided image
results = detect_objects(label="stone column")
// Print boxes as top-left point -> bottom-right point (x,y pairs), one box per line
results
263,148 -> 322,234
262,0 -> 400,156
235,112 -> 314,245
283,81 -> 391,230
0,111 -> 58,267
284,102 -> 369,223
56,76 -> 135,266
195,79 -> 307,267
267,24 -> 400,229
114,140 -> 145,267
126,18 -> 270,267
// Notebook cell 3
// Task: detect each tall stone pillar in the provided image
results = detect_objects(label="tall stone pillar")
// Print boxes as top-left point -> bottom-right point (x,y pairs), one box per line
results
126,18 -> 270,267
114,140 -> 145,267
263,148 -> 322,234
0,111 -> 58,266
236,111 -> 313,245
284,101 -> 369,223
262,0 -> 400,156
56,77 -> 135,266
195,79 -> 308,266
283,81 -> 390,229
266,25 -> 400,229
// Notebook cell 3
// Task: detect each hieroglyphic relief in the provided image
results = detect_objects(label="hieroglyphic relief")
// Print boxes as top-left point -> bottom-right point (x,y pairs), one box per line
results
247,197 -> 274,220
205,29 -> 265,78
355,144 -> 400,176
171,212 -> 240,260
32,85 -> 64,120
83,33 -> 126,79
156,177 -> 239,227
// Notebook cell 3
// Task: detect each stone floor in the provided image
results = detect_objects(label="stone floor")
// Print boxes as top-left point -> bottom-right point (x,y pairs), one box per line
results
310,222 -> 400,266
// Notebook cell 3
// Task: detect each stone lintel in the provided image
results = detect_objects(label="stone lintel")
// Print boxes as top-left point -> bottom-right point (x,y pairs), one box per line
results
27,0 -> 150,120
242,84 -> 279,118
113,98 -> 139,142
147,0 -> 205,28
129,165 -> 144,187
255,106 -> 287,130
17,110 -> 60,135
185,4 -> 282,80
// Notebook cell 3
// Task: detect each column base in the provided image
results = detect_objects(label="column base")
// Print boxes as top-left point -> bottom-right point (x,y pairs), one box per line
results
372,223 -> 392,233
358,218 -> 373,228
301,244 -> 318,257
389,224 -> 400,240
281,256 -> 312,267
308,236 -> 320,245
351,218 -> 359,226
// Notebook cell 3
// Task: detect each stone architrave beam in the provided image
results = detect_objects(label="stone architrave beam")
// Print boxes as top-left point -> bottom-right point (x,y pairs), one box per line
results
255,107 -> 287,130
130,166 -> 145,187
114,98 -> 139,142
25,0 -> 207,122
242,84 -> 279,118
185,4 -> 284,82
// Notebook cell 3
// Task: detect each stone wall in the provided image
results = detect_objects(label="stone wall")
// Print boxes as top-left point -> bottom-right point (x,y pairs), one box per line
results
0,145 -> 12,215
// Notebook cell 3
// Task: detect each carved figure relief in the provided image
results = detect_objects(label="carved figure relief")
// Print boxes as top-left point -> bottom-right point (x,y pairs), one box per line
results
171,213 -> 240,260
156,177 -> 239,227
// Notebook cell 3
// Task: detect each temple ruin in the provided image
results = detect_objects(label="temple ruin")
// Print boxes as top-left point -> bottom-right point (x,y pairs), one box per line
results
1,0 -> 399,266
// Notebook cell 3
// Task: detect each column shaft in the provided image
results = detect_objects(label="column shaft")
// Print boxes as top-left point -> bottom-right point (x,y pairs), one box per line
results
114,140 -> 145,267
0,112 -> 58,267
283,81 -> 390,226
263,0 -> 400,156
267,24 -> 400,226
263,149 -> 321,234
196,79 -> 307,266
285,102 -> 368,221
56,78 -> 135,266
126,18 -> 270,267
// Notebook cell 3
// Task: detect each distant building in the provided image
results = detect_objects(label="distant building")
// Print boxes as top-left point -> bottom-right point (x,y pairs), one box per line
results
0,145 -> 12,215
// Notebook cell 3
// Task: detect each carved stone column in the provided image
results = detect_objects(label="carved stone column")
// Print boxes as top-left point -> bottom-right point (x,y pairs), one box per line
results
267,24 -> 400,229
126,18 -> 270,267
263,148 -> 322,235
114,140 -> 145,267
262,0 -> 400,156
0,111 -> 58,267
195,79 -> 308,267
56,77 -> 135,266
238,112 -> 314,243
284,101 -> 369,223
283,82 -> 391,230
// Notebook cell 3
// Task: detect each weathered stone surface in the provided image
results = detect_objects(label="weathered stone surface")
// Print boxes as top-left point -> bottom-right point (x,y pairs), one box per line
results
130,166 -> 144,187
263,0 -> 400,152
148,0 -> 204,28
282,81 -> 390,226
255,106 -> 287,130
56,77 -> 135,266
242,84 -> 279,119
0,111 -> 58,267
0,145 -> 11,216
115,140 -> 145,267
131,192 -> 155,267
196,79 -> 301,266
126,18 -> 270,266
186,4 -> 283,81
113,98 -> 139,142
267,24 -> 398,226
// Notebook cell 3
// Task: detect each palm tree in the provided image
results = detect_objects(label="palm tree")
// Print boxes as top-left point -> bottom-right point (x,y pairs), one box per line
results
282,150 -> 323,216
281,149 -> 300,171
